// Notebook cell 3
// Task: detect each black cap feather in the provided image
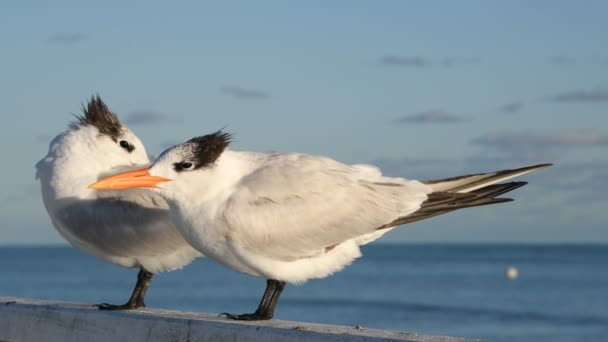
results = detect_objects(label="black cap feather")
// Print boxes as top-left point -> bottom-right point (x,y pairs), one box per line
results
187,130 -> 232,169
75,95 -> 123,141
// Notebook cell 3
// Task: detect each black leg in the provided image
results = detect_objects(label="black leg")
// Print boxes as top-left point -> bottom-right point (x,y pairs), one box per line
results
261,280 -> 285,317
133,268 -> 153,308
95,268 -> 154,310
221,279 -> 287,321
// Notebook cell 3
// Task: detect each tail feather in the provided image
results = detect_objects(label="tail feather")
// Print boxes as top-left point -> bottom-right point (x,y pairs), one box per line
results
376,161 -> 554,230
423,163 -> 551,193
378,182 -> 525,229
376,164 -> 551,230
378,182 -> 528,229
469,181 -> 528,198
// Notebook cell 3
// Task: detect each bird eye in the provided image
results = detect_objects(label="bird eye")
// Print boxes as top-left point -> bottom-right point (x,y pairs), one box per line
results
119,140 -> 134,152
173,161 -> 193,172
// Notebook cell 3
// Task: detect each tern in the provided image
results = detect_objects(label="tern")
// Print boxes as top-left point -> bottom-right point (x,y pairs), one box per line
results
36,96 -> 201,310
91,130 -> 551,319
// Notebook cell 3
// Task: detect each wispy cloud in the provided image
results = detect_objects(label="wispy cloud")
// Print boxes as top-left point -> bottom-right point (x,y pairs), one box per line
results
550,56 -> 576,65
123,111 -> 169,126
222,86 -> 270,100
550,88 -> 608,103
374,155 -> 553,184
380,55 -> 428,67
441,57 -> 481,67
499,101 -> 524,114
380,55 -> 480,68
490,159 -> 608,208
371,154 -> 608,226
392,110 -> 467,124
47,33 -> 87,45
472,129 -> 608,148
546,161 -> 608,203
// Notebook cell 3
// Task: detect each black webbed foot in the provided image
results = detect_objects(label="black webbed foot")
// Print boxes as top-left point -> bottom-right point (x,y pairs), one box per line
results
93,268 -> 152,311
219,311 -> 273,321
94,301 -> 145,311
219,279 -> 286,321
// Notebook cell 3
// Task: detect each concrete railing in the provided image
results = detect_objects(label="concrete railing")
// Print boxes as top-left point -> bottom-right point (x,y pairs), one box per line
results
0,297 -> 477,342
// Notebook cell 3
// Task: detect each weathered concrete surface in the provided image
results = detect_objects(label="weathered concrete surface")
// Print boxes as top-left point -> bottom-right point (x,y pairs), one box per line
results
0,297 -> 478,342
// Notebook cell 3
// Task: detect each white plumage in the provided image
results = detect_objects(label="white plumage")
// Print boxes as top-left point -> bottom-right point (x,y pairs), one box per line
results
166,151 -> 428,283
36,97 -> 200,309
91,130 -> 550,319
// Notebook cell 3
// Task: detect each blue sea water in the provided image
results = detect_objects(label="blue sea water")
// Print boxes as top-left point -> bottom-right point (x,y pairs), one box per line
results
1,244 -> 607,342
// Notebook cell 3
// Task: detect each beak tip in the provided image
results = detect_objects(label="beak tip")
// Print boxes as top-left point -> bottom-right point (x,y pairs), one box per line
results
88,183 -> 103,190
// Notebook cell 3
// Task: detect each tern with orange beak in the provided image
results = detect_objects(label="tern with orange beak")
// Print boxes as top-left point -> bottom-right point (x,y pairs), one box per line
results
36,96 -> 201,310
91,130 -> 551,320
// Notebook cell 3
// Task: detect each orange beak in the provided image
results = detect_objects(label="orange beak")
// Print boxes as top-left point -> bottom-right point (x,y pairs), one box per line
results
88,167 -> 171,190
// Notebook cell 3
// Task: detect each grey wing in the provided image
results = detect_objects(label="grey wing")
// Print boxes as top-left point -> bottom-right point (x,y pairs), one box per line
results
53,196 -> 188,258
222,155 -> 430,261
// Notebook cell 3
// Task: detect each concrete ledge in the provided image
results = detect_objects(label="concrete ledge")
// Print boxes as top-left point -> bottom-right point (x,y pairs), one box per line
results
0,297 -> 477,342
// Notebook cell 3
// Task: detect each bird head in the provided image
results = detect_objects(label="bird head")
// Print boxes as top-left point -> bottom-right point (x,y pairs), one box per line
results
55,95 -> 151,170
89,130 -> 232,194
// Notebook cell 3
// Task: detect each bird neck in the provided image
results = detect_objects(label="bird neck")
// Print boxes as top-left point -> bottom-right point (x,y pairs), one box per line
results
164,150 -> 259,217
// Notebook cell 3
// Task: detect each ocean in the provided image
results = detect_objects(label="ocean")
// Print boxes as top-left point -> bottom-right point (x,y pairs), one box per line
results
1,244 -> 607,342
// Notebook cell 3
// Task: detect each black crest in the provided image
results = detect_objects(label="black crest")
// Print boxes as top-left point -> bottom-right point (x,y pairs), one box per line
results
75,95 -> 123,141
187,130 -> 232,169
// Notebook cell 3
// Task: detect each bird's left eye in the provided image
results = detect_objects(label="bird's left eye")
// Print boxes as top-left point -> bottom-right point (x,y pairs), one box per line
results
119,140 -> 134,152
174,161 -> 193,172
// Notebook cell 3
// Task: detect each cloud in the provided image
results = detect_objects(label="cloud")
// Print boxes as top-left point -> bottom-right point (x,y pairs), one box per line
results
550,56 -> 576,65
511,160 -> 608,205
468,129 -> 608,207
472,129 -> 608,148
373,155 -> 552,184
47,33 -> 87,45
380,55 -> 480,68
392,110 -> 467,124
375,153 -> 552,182
499,101 -> 524,114
123,111 -> 169,126
222,86 -> 270,100
550,88 -> 608,103
542,161 -> 608,187
380,55 -> 428,67
370,153 -> 608,229
441,57 -> 482,67
555,164 -> 608,203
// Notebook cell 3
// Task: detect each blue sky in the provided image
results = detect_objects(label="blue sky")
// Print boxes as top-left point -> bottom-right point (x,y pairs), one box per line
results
1,1 -> 607,244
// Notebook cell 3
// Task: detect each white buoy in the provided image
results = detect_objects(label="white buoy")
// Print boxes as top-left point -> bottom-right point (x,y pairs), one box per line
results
505,266 -> 519,280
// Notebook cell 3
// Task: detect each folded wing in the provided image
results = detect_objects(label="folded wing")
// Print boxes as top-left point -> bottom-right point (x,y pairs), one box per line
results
222,154 -> 430,261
